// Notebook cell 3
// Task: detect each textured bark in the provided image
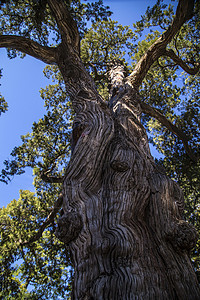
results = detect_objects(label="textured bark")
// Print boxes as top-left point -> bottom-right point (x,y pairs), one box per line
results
0,35 -> 57,64
55,63 -> 200,299
47,0 -> 79,50
1,0 -> 199,298
50,1 -> 200,297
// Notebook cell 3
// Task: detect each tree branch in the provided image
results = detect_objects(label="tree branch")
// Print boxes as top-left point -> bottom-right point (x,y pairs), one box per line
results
0,35 -> 57,64
140,101 -> 196,161
47,0 -> 79,51
164,49 -> 199,75
86,62 -> 107,82
22,194 -> 63,245
128,0 -> 195,88
157,57 -> 176,70
41,171 -> 63,183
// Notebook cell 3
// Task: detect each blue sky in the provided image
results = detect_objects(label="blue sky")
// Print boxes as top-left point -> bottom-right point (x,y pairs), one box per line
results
0,0 -> 163,207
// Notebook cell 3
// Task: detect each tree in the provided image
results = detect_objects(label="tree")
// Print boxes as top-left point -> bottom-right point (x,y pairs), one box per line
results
0,0 -> 200,299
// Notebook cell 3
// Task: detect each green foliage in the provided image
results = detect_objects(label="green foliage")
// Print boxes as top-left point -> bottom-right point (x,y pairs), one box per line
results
0,190 -> 72,299
0,94 -> 8,116
0,64 -> 73,298
81,18 -> 135,100
133,0 -> 174,33
0,65 -> 72,184
0,0 -> 112,58
0,69 -> 8,115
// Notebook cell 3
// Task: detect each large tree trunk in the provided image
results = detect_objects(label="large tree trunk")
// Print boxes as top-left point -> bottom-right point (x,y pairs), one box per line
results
55,62 -> 200,299
0,0 -> 199,297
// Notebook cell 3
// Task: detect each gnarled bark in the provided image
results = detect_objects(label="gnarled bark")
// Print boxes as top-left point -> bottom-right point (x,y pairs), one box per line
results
0,0 -> 199,298
50,1 -> 200,297
55,62 -> 200,299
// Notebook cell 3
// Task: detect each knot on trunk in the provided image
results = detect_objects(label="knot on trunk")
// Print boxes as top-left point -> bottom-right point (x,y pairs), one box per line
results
166,220 -> 198,252
55,210 -> 83,244
110,159 -> 130,172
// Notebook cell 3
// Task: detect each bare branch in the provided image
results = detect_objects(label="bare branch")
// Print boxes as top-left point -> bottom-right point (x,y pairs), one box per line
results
140,101 -> 196,161
0,35 -> 57,64
22,194 -> 63,245
47,0 -> 79,51
128,0 -> 195,88
164,49 -> 199,75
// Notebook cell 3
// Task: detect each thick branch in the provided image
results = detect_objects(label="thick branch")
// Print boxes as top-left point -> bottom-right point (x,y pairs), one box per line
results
47,0 -> 79,51
128,0 -> 195,88
164,49 -> 200,75
140,102 -> 196,161
41,172 -> 63,184
0,35 -> 57,64
22,194 -> 63,245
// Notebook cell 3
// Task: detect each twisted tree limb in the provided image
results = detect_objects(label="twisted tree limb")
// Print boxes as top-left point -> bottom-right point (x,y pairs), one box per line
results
0,35 -> 57,64
128,0 -> 195,88
140,101 -> 196,161
164,49 -> 199,75
47,0 -> 79,51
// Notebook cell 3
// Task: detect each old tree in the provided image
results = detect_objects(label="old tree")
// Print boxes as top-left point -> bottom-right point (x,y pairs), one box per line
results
0,0 -> 200,299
